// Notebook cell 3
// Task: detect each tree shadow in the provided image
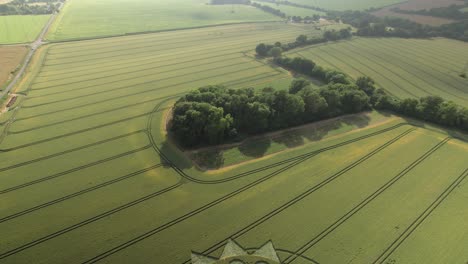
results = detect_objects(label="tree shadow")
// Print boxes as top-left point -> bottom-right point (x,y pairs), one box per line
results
238,138 -> 272,158
191,149 -> 225,170
158,140 -> 193,170
272,130 -> 305,148
341,114 -> 371,128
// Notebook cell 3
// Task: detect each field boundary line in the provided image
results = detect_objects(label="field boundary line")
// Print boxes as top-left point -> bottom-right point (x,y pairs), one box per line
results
180,128 -> 415,264
283,137 -> 451,264
373,167 -> 468,264
45,21 -> 284,44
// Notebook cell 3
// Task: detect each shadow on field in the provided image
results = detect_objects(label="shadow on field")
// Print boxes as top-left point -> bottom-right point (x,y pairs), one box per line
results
239,138 -> 271,158
183,112 -> 377,170
191,149 -> 225,170
158,140 -> 193,170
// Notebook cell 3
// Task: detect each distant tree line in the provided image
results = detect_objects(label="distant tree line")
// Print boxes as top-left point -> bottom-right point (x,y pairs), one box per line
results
210,0 -> 251,5
255,28 -> 352,57
275,56 -> 468,131
328,10 -> 468,42
0,0 -> 60,16
250,2 -> 286,18
252,0 -> 327,13
171,55 -> 468,147
211,0 -> 322,21
392,4 -> 468,20
171,79 -> 370,147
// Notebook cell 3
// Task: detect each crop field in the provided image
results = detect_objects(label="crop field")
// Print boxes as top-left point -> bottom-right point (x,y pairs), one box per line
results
285,0 -> 406,11
46,0 -> 281,41
0,15 -> 50,44
0,46 -> 28,89
0,20 -> 467,264
290,37 -> 468,105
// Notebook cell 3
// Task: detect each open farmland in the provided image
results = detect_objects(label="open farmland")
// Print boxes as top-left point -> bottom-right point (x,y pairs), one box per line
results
0,45 -> 28,89
284,0 -> 406,11
0,18 -> 468,264
0,15 -> 50,44
46,0 -> 281,41
290,37 -> 468,105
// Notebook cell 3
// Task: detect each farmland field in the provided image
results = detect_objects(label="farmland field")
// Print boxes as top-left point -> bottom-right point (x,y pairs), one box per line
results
285,0 -> 406,11
290,37 -> 468,105
46,0 -> 281,41
0,15 -> 50,44
1,19 -> 468,264
0,46 -> 28,89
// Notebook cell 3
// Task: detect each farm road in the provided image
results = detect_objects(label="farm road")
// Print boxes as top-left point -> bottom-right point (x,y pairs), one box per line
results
0,2 -> 63,100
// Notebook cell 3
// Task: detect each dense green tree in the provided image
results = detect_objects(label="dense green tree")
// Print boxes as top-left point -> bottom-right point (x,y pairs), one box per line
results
296,34 -> 308,44
289,78 -> 310,94
417,96 -> 444,121
269,47 -> 283,58
300,87 -> 328,121
356,76 -> 376,96
256,43 -> 269,57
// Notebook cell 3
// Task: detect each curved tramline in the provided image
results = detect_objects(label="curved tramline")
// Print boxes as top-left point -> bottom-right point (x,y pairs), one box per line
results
0,18 -> 467,264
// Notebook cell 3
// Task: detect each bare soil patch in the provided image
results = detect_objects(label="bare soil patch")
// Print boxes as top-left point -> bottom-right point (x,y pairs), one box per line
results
372,0 -> 465,26
0,45 -> 28,89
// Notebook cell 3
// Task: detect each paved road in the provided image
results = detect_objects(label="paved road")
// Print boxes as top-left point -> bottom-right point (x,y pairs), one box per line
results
0,3 -> 63,100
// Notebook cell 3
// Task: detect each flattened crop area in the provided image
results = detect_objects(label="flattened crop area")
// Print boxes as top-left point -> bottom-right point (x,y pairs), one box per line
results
292,37 -> 468,105
0,23 -> 467,264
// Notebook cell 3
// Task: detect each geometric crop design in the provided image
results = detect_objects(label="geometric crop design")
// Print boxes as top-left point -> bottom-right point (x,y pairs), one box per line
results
191,239 -> 281,264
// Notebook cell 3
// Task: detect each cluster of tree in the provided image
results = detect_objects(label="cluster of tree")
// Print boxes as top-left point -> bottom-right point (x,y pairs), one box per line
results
289,14 -> 321,23
366,82 -> 468,131
274,56 -> 352,86
255,28 -> 352,57
274,56 -> 468,131
0,0 -> 59,15
210,0 -> 251,4
327,10 -> 468,42
392,4 -> 468,20
171,80 -> 370,147
250,2 -> 286,18
210,0 -> 323,22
